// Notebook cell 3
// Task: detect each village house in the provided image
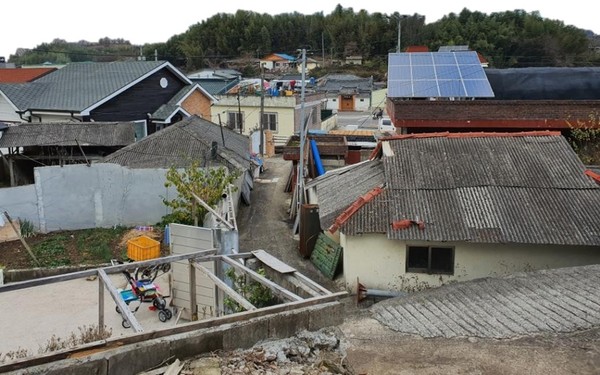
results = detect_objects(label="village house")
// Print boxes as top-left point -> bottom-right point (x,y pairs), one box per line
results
211,79 -> 325,147
307,131 -> 600,292
317,74 -> 373,112
385,51 -> 600,134
0,61 -> 215,137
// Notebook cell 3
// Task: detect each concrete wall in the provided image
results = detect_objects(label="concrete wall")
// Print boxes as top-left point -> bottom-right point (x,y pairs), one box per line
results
371,88 -> 388,112
0,184 -> 39,227
34,163 -> 174,232
342,233 -> 600,292
1,163 -> 175,232
322,113 -> 338,131
5,301 -> 344,375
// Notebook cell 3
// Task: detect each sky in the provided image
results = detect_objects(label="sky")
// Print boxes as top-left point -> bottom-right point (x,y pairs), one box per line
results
1,0 -> 597,60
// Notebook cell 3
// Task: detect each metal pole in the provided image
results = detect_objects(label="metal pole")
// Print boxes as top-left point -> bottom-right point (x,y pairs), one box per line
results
260,63 -> 265,156
397,17 -> 402,53
297,49 -> 307,226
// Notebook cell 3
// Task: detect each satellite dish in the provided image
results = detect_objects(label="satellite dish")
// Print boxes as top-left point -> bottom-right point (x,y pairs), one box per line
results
160,78 -> 168,88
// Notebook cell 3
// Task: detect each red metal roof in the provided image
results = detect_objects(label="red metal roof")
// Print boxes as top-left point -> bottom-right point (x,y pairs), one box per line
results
405,45 -> 429,52
0,68 -> 57,83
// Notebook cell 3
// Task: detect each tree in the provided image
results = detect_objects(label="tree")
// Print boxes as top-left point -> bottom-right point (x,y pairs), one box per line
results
567,112 -> 600,165
161,163 -> 238,226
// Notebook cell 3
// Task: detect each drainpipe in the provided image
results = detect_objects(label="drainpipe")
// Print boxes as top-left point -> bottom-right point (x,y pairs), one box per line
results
29,111 -> 42,123
16,110 -> 30,122
70,111 -> 82,122
356,278 -> 405,304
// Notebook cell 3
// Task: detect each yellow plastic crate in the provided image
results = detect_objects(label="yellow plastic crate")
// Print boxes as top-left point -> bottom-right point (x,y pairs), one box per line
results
127,235 -> 160,261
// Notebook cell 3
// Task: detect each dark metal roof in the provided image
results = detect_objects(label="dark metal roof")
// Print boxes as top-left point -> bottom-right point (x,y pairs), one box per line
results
485,67 -> 600,100
317,133 -> 600,246
0,122 -> 135,147
102,115 -> 250,170
306,160 -> 385,230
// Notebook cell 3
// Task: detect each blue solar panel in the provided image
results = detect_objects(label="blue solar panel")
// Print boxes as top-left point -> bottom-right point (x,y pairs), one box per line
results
387,51 -> 494,98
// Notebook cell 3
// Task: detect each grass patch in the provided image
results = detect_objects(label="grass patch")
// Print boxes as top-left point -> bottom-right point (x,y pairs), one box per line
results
76,226 -> 128,263
32,235 -> 71,267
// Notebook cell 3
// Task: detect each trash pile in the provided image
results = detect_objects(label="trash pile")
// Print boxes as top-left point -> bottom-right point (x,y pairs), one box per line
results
184,328 -> 353,375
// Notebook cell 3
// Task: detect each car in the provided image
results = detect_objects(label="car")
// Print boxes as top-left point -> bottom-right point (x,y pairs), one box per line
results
378,117 -> 395,133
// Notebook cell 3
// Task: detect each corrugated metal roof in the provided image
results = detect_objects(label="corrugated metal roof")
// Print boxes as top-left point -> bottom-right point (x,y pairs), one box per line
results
0,122 -> 135,147
317,133 -> 600,246
307,159 -> 385,229
102,115 -> 250,170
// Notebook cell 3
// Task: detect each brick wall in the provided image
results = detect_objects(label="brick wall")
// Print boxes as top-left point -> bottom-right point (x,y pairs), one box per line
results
389,100 -> 600,129
182,90 -> 212,119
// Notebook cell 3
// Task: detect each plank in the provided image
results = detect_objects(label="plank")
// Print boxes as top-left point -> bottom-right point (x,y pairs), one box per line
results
252,250 -> 296,274
98,269 -> 143,333
193,263 -> 256,311
221,256 -> 302,302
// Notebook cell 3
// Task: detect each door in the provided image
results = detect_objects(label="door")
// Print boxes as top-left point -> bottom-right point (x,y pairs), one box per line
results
340,95 -> 355,111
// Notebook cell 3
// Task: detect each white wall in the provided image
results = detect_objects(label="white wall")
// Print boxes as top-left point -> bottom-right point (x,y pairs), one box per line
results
354,96 -> 371,111
0,96 -> 22,123
342,233 -> 600,292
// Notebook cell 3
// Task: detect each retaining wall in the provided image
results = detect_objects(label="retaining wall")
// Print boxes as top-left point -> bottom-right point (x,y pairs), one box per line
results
4,301 -> 343,375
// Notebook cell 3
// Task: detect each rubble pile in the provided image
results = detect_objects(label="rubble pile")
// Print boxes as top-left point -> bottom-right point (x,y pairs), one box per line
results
185,328 -> 353,375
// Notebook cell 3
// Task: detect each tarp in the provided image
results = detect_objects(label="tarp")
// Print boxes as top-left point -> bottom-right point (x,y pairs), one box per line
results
485,67 -> 600,100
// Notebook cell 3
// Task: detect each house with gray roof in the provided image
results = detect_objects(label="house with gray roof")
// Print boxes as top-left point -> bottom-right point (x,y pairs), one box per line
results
102,115 -> 254,206
0,121 -> 135,186
102,115 -> 250,171
307,131 -> 600,292
316,74 -> 373,112
0,61 -> 215,138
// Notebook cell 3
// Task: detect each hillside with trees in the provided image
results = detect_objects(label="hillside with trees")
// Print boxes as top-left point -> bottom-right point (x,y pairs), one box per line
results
8,6 -> 600,74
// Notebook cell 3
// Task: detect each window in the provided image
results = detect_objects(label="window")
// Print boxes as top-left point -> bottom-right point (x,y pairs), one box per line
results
227,112 -> 243,131
262,112 -> 278,132
133,120 -> 147,141
406,246 -> 454,274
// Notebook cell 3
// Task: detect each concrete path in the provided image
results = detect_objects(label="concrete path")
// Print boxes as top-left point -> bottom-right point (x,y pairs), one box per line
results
0,272 -> 175,357
372,265 -> 600,339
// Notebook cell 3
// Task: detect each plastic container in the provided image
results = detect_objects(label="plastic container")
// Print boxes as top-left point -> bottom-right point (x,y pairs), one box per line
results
127,235 -> 160,261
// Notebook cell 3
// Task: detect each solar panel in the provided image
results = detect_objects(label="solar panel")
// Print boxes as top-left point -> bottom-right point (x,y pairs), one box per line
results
387,51 -> 495,98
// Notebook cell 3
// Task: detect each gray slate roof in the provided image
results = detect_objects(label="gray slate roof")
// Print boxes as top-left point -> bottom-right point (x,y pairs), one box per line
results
151,85 -> 193,120
315,133 -> 600,246
0,122 -> 135,147
1,61 -> 169,111
102,115 -> 250,170
317,74 -> 373,92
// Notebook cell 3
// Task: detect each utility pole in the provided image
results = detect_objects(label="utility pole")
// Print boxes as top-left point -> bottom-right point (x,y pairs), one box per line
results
236,91 -> 243,135
260,63 -> 265,156
321,33 -> 325,67
391,14 -> 409,53
154,49 -> 158,61
295,48 -> 307,233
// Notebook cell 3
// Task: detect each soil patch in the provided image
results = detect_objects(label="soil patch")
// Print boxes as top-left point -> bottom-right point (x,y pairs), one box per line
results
0,227 -> 167,270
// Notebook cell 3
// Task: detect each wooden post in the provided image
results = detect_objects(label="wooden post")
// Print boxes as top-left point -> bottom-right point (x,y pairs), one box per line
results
3,211 -> 40,266
98,273 -> 104,335
189,259 -> 198,321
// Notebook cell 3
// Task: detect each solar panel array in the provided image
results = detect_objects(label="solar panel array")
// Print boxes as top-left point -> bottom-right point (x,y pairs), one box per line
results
387,51 -> 495,98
